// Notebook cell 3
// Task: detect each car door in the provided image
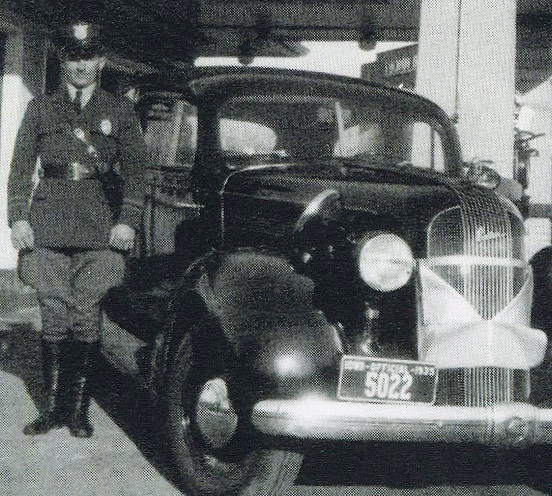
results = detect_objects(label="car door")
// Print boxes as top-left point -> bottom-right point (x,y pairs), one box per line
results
141,93 -> 202,258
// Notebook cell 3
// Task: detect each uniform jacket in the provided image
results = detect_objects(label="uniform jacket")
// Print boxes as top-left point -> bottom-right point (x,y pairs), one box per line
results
7,87 -> 148,249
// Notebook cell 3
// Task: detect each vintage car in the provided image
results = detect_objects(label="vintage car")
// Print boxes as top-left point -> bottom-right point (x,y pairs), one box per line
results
101,67 -> 552,495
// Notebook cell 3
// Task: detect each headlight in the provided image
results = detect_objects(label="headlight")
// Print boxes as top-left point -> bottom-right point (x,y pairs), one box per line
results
357,233 -> 414,291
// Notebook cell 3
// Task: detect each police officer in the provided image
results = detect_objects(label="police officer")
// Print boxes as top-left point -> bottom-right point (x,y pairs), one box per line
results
7,21 -> 148,437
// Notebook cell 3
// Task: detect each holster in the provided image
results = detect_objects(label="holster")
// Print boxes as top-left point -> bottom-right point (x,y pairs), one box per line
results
17,248 -> 37,289
96,168 -> 124,214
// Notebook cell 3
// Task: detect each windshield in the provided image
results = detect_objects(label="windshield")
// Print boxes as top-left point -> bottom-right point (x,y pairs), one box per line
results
217,92 -> 449,172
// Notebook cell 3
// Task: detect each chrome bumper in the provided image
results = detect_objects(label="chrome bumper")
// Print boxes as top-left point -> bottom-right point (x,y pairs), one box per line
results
251,399 -> 552,447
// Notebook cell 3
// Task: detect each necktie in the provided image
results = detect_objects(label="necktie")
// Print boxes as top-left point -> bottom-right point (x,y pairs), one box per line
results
74,90 -> 82,114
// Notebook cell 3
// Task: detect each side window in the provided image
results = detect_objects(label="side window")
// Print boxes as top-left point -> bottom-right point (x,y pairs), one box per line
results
411,122 -> 445,171
143,96 -> 197,168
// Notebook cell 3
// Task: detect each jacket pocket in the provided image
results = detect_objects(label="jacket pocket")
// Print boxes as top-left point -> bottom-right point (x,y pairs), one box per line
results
38,122 -> 77,165
29,190 -> 74,246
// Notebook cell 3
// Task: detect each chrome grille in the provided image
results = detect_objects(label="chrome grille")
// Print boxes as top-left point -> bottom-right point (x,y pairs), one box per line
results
435,367 -> 529,407
427,188 -> 525,319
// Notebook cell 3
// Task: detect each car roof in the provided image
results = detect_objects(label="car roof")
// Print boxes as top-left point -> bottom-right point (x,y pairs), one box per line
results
139,66 -> 446,116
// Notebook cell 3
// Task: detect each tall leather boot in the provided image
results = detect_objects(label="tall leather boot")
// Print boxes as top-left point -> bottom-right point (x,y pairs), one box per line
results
23,340 -> 66,435
68,341 -> 97,438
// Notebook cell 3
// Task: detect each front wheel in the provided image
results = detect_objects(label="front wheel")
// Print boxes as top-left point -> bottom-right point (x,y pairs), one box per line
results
163,333 -> 303,496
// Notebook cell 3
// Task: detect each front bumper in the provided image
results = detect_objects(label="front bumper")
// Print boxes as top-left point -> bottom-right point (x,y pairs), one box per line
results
251,399 -> 552,447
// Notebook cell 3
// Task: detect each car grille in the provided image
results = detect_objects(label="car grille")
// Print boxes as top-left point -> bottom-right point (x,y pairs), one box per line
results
435,367 -> 529,406
426,186 -> 525,319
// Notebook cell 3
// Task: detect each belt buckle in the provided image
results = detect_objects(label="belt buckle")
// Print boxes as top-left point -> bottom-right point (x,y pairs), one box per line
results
70,162 -> 80,180
71,162 -> 92,181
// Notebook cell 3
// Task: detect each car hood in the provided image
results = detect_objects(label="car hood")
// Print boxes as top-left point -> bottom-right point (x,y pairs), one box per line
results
221,162 -> 466,254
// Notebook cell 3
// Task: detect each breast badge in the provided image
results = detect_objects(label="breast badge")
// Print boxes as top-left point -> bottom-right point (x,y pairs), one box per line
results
100,119 -> 112,135
73,127 -> 85,141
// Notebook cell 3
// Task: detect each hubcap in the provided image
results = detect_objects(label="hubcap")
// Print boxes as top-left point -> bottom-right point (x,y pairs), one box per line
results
194,377 -> 238,449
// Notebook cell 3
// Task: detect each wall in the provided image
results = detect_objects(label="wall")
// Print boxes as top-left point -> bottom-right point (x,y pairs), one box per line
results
0,11 -> 47,270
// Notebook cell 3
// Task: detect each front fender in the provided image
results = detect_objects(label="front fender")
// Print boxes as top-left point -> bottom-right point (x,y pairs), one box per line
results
169,249 -> 343,401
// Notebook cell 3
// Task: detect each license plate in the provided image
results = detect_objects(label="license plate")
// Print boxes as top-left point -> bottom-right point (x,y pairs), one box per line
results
337,355 -> 437,404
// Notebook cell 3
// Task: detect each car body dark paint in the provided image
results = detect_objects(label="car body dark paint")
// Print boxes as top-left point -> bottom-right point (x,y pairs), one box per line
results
162,172 -> 467,400
221,163 -> 460,256
110,68 -> 495,397
97,68 -> 551,496
109,67 -> 526,412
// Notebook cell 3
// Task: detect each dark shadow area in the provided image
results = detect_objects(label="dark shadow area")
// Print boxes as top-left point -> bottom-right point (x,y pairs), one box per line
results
102,256 -> 179,344
297,442 -> 535,489
528,246 -> 552,407
531,246 -> 552,337
0,324 -> 43,411
91,353 -> 183,490
102,216 -> 206,344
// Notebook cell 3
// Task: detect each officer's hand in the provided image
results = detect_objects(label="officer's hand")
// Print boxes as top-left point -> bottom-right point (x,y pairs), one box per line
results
11,220 -> 34,250
110,223 -> 135,251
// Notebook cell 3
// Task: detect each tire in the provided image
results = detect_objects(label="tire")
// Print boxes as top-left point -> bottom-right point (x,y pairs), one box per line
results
163,332 -> 303,496
531,247 -> 552,335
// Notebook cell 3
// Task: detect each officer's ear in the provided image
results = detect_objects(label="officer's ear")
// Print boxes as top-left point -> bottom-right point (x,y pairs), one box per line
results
98,56 -> 107,71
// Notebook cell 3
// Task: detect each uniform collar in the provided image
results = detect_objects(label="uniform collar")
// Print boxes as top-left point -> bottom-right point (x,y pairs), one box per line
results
66,83 -> 97,108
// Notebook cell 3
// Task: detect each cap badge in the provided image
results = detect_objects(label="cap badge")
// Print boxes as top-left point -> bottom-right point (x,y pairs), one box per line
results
101,119 -> 112,135
73,23 -> 89,41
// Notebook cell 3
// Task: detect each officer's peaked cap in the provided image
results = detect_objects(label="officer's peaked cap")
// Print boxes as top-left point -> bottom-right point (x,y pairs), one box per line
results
56,21 -> 105,58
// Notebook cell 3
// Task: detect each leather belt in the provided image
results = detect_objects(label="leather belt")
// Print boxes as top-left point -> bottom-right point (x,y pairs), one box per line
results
41,162 -> 97,181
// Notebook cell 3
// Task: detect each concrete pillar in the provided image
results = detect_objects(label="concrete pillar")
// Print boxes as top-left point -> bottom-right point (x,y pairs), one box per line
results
415,0 -> 517,178
0,20 -> 47,270
520,81 -> 552,257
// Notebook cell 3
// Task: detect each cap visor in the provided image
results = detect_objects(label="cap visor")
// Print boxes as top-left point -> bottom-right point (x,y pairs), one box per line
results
61,44 -> 104,59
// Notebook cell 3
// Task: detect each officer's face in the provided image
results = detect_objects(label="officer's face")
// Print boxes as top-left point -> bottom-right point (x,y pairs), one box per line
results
63,56 -> 106,89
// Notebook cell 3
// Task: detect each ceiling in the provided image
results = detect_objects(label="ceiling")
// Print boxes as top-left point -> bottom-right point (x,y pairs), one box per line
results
5,0 -> 421,64
6,0 -> 552,89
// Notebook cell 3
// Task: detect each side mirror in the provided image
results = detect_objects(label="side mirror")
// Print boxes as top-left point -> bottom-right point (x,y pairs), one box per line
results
464,159 -> 501,190
292,189 -> 344,267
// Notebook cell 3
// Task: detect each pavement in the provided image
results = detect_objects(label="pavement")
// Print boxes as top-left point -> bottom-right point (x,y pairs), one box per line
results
0,311 -> 183,496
